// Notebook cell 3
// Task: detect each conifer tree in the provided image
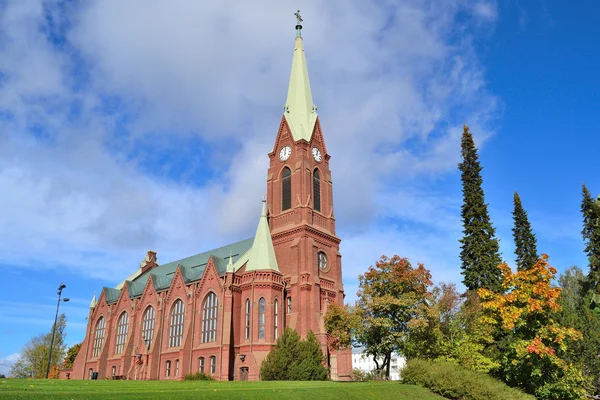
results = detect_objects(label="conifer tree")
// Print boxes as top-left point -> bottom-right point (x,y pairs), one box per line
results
581,184 -> 600,298
512,192 -> 539,271
458,125 -> 502,292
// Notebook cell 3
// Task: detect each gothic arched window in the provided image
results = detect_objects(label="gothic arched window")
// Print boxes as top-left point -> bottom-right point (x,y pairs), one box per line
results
258,297 -> 265,339
141,306 -> 155,348
92,317 -> 105,358
169,299 -> 185,347
274,299 -> 279,339
115,311 -> 128,354
282,167 -> 292,211
313,169 -> 321,212
245,299 -> 251,340
202,292 -> 218,343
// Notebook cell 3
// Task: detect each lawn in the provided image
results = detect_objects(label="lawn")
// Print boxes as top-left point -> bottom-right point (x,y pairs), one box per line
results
0,379 -> 442,400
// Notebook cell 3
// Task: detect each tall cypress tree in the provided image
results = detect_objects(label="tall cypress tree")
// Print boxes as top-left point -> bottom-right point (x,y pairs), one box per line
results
512,192 -> 539,271
581,184 -> 600,297
458,125 -> 502,292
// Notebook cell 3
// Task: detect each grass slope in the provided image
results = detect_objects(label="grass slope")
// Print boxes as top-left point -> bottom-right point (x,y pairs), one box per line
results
0,379 -> 442,400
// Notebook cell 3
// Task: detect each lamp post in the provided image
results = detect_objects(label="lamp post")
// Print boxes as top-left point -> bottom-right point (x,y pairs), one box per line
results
46,283 -> 69,379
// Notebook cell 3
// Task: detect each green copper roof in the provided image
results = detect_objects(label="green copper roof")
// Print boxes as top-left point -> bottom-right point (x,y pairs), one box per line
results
103,287 -> 121,304
284,36 -> 317,143
246,200 -> 280,272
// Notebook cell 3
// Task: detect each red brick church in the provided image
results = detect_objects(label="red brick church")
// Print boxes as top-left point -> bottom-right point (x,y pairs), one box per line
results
67,14 -> 353,381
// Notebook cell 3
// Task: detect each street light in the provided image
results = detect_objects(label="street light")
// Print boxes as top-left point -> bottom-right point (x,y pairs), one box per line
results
46,283 -> 69,379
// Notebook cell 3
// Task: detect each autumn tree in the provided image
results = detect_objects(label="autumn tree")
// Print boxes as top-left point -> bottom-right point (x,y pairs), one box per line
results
9,314 -> 67,379
353,255 -> 432,378
459,125 -> 502,292
63,343 -> 81,369
478,255 -> 588,400
512,192 -> 539,271
581,184 -> 600,302
324,303 -> 357,350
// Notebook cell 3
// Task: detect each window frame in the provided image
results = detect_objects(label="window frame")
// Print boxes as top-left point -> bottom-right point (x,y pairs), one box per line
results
92,317 -> 105,358
245,298 -> 251,340
202,292 -> 219,343
209,356 -> 216,374
313,168 -> 321,212
141,306 -> 155,349
114,311 -> 129,355
258,297 -> 265,339
169,299 -> 185,347
281,167 -> 292,211
274,299 -> 279,339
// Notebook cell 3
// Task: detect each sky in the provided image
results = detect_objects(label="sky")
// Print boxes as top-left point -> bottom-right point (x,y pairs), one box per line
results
1,0 -> 599,375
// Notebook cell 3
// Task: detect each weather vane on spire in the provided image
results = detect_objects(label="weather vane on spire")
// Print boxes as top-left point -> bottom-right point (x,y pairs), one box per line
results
295,10 -> 303,25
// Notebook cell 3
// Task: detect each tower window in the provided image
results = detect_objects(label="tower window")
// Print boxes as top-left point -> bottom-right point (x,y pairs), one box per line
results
313,169 -> 321,212
274,299 -> 279,339
245,299 -> 251,340
282,167 -> 292,211
202,292 -> 218,343
258,297 -> 265,339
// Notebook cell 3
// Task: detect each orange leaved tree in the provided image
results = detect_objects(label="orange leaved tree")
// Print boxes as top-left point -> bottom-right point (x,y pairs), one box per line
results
478,254 -> 588,399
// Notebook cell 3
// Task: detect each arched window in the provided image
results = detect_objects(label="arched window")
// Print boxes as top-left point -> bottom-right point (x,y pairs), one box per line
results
313,169 -> 321,212
274,299 -> 279,339
281,167 -> 292,211
202,293 -> 218,343
258,298 -> 265,339
92,317 -> 105,358
209,356 -> 216,374
199,357 -> 205,373
169,299 -> 185,347
115,312 -> 128,354
245,299 -> 251,340
141,306 -> 155,349
165,360 -> 171,377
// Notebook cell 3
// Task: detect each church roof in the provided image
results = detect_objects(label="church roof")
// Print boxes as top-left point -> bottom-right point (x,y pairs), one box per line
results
283,28 -> 317,142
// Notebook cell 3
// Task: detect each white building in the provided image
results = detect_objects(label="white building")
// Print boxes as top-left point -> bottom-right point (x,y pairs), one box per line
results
351,347 -> 406,381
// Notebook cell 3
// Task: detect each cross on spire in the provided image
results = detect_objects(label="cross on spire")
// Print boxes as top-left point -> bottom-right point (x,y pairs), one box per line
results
294,10 -> 303,37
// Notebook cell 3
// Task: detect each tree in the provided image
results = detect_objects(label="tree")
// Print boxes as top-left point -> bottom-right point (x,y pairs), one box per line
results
63,343 -> 81,369
405,284 -> 497,373
354,255 -> 432,378
557,266 -> 600,395
9,314 -> 67,379
324,303 -> 357,350
458,125 -> 503,292
478,255 -> 588,400
512,192 -> 539,271
581,184 -> 600,300
260,328 -> 327,381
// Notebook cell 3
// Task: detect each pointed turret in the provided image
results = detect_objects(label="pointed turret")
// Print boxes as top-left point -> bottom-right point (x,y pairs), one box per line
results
284,10 -> 318,143
90,293 -> 97,308
246,198 -> 280,272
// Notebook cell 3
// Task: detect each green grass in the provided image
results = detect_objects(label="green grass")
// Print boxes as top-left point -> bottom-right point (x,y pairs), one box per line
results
0,379 -> 442,400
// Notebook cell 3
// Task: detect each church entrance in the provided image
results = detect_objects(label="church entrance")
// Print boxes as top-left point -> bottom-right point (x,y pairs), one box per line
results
240,367 -> 249,381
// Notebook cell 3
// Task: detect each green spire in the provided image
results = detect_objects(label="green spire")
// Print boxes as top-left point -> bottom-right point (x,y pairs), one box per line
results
246,199 -> 280,272
284,10 -> 317,142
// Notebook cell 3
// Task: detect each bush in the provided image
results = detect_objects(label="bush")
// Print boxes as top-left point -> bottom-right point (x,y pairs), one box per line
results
183,372 -> 215,381
261,328 -> 328,381
401,359 -> 534,400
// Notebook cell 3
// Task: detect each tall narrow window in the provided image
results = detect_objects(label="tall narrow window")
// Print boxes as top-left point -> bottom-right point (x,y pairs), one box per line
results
245,299 -> 251,340
199,357 -> 205,373
111,366 -> 116,378
274,299 -> 279,339
202,293 -> 218,343
169,299 -> 185,347
141,306 -> 155,349
166,361 -> 171,377
89,368 -> 93,379
210,356 -> 216,374
92,317 -> 105,357
175,359 -> 179,377
287,297 -> 292,313
115,311 -> 128,354
258,297 -> 265,339
281,167 -> 291,211
313,169 -> 321,212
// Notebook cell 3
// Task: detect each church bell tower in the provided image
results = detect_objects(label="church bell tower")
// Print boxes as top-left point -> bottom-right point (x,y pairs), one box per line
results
265,10 -> 352,380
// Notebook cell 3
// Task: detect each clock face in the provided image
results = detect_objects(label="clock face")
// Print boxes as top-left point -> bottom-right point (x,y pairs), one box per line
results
312,147 -> 322,163
279,146 -> 292,161
318,251 -> 328,271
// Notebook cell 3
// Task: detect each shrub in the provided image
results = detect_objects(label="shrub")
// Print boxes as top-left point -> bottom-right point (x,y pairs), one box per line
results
401,359 -> 534,400
183,372 -> 215,381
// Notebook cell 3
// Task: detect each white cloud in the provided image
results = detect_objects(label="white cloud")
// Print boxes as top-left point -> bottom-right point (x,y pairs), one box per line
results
0,0 -> 499,289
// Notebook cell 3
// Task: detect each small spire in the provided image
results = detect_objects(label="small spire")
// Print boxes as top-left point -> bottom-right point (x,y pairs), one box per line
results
294,9 -> 303,38
90,292 -> 97,308
226,250 -> 234,273
246,198 -> 279,272
261,195 -> 267,217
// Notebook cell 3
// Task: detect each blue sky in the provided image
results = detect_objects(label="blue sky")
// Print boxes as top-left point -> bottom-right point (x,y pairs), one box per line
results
1,0 -> 599,375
